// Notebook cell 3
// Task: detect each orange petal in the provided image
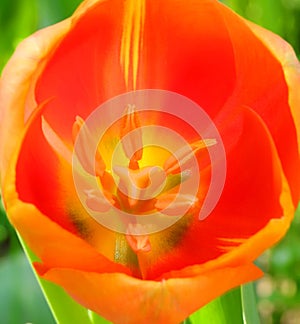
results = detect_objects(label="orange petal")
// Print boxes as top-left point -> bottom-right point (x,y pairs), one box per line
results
0,19 -> 71,188
40,263 -> 262,324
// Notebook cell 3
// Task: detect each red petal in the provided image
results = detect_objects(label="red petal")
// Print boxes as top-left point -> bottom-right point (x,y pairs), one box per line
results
215,3 -> 300,204
35,0 -> 127,142
35,0 -> 237,141
137,106 -> 293,279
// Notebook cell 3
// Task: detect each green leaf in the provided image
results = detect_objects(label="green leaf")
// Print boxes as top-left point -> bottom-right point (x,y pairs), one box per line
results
0,251 -> 54,324
241,283 -> 260,324
0,0 -> 38,72
88,310 -> 111,324
37,0 -> 82,28
189,287 -> 244,323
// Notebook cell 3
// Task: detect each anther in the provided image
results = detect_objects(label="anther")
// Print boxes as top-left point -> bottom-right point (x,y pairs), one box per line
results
72,116 -> 106,177
120,104 -> 143,167
155,193 -> 198,216
84,188 -> 115,212
125,223 -> 151,253
163,139 -> 217,174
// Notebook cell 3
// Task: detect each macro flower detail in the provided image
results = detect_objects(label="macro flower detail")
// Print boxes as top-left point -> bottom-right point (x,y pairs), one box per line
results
0,0 -> 299,323
44,99 -> 217,256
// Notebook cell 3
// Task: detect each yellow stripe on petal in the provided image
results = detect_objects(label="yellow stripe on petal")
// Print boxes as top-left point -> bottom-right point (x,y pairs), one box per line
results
120,104 -> 143,165
120,0 -> 145,89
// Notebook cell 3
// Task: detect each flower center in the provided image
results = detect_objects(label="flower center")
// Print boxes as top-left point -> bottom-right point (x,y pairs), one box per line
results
72,104 -> 216,254
41,90 -> 226,278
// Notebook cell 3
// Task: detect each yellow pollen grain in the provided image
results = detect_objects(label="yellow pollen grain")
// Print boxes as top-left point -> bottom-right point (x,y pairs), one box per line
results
120,0 -> 145,89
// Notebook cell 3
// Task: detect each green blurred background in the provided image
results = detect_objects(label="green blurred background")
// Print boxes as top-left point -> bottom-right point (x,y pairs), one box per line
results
0,0 -> 300,323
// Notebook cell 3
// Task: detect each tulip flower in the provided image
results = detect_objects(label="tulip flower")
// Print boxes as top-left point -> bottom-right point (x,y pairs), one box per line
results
0,0 -> 299,323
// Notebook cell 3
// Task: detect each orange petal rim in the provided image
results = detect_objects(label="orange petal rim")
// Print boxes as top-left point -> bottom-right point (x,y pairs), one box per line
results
244,20 -> 300,151
0,19 -> 72,186
39,264 -> 262,324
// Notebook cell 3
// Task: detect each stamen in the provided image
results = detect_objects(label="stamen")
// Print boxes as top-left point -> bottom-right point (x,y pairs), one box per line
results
126,223 -> 151,253
72,115 -> 84,144
95,150 -> 106,177
155,193 -> 199,216
162,170 -> 192,194
163,138 -> 217,174
84,188 -> 115,212
72,116 -> 106,177
99,170 -> 116,194
120,104 -> 143,168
